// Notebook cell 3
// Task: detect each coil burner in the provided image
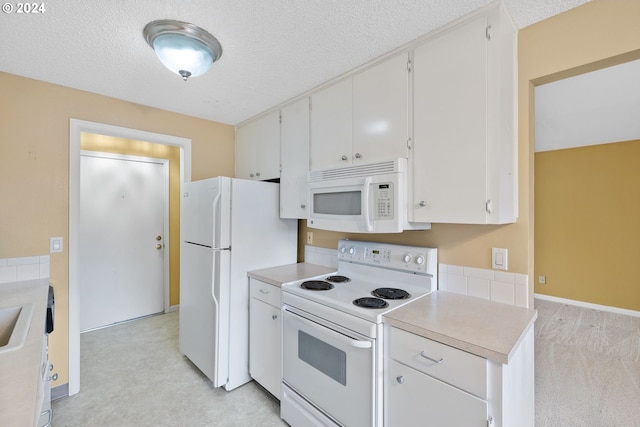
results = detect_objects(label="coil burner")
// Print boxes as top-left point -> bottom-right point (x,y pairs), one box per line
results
300,280 -> 334,291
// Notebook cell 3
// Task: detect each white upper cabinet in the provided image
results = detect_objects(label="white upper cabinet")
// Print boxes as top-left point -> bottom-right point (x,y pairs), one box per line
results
310,53 -> 409,170
411,4 -> 517,224
309,78 -> 352,170
280,97 -> 310,219
235,110 -> 281,181
352,52 -> 410,164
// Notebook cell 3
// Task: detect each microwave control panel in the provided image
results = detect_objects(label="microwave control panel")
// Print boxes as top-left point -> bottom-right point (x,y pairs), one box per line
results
374,183 -> 394,219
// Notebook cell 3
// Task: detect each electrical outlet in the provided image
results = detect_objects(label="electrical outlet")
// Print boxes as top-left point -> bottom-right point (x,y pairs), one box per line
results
539,275 -> 546,284
306,231 -> 313,244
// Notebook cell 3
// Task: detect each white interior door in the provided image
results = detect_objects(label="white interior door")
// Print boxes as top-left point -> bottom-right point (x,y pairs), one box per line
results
79,152 -> 167,332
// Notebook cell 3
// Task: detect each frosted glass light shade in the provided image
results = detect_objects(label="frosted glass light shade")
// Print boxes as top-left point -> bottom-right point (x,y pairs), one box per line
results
143,20 -> 223,81
153,34 -> 214,78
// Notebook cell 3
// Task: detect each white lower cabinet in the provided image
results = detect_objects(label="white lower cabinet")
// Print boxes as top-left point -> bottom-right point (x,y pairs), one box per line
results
389,360 -> 488,426
249,278 -> 281,398
386,326 -> 535,427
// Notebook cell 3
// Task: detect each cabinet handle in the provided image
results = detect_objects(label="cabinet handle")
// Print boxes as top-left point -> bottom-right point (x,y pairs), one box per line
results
354,152 -> 362,159
418,201 -> 427,208
300,204 -> 306,209
259,289 -> 269,294
396,375 -> 405,384
341,155 -> 348,161
420,351 -> 444,364
272,314 -> 278,320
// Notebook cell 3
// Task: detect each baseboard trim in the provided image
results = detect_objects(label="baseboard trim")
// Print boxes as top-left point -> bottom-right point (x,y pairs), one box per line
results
534,293 -> 640,318
52,383 -> 68,401
167,304 -> 179,313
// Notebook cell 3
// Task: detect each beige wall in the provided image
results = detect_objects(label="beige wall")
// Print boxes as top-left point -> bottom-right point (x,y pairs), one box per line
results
519,0 -> 640,309
535,140 -> 640,311
81,133 -> 182,306
0,72 -> 234,389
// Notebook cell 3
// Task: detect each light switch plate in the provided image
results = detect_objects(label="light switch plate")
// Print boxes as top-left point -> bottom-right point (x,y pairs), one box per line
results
50,237 -> 63,253
491,248 -> 508,270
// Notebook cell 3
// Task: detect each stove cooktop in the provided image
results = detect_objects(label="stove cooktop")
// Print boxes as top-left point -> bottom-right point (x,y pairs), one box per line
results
282,268 -> 434,323
283,240 -> 438,323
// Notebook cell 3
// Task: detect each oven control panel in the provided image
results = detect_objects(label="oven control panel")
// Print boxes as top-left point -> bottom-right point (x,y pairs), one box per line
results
337,240 -> 436,275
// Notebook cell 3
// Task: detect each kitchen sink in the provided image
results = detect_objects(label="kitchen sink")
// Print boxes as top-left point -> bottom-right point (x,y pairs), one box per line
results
0,304 -> 34,353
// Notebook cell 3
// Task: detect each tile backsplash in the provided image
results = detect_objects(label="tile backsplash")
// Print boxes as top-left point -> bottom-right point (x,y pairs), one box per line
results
0,255 -> 50,283
304,245 -> 338,269
439,264 -> 529,308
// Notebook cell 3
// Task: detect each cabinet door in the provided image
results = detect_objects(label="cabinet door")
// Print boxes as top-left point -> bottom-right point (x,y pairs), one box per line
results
353,53 -> 409,164
412,14 -> 489,223
249,297 -> 281,398
280,98 -> 310,219
235,110 -> 281,180
310,78 -> 352,170
387,360 -> 488,427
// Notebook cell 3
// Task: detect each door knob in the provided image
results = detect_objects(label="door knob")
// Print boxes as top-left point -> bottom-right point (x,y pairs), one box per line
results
156,244 -> 162,250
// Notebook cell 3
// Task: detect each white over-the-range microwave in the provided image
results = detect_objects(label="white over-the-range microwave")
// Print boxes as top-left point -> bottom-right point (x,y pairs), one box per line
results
307,158 -> 431,233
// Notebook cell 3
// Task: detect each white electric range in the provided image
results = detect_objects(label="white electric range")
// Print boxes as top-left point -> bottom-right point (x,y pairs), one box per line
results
281,240 -> 438,427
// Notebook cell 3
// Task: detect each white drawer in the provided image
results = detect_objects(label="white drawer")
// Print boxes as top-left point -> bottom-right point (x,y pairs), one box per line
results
389,327 -> 488,399
250,278 -> 281,307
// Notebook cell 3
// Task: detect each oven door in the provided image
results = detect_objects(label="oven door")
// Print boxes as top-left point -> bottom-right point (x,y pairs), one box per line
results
282,306 -> 375,427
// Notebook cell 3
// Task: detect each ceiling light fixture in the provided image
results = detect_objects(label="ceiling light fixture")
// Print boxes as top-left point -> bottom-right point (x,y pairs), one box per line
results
143,19 -> 223,81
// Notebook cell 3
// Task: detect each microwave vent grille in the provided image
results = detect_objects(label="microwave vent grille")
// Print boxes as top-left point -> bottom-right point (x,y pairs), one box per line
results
309,160 -> 400,181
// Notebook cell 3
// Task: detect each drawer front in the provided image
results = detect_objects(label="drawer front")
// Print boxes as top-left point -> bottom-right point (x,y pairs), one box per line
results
390,327 -> 487,398
250,278 -> 281,307
388,360 -> 488,427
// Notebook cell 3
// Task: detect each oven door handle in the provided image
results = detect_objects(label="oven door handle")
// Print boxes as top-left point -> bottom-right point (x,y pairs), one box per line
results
285,308 -> 373,349
362,176 -> 373,232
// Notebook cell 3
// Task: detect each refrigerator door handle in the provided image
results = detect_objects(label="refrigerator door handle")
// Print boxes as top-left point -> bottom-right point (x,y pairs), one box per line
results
211,191 -> 222,249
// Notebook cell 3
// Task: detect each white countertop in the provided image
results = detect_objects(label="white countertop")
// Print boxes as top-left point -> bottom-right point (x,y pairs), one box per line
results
248,263 -> 336,287
384,291 -> 538,364
0,278 -> 50,427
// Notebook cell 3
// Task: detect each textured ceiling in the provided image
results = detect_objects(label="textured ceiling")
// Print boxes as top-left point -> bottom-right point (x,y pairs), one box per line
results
0,0 -> 592,125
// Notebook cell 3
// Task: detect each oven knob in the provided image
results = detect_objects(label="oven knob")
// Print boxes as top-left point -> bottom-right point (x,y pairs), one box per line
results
415,255 -> 425,265
402,253 -> 412,263
340,245 -> 347,254
349,246 -> 356,255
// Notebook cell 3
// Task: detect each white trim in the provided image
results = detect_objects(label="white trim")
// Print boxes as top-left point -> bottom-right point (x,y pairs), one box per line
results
534,293 -> 640,318
69,119 -> 191,396
80,150 -> 171,318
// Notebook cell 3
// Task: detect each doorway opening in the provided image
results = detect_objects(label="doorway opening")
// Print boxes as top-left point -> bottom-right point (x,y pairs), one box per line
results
69,119 -> 192,395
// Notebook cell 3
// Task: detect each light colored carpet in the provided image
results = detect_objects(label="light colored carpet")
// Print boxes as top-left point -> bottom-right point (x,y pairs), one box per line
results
52,300 -> 640,426
52,311 -> 285,427
535,299 -> 640,427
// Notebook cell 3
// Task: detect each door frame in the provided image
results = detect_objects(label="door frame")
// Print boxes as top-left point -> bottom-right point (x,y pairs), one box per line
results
80,150 -> 170,330
69,119 -> 191,395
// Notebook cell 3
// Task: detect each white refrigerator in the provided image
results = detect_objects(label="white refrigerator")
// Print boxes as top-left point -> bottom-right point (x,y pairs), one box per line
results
179,177 -> 297,391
